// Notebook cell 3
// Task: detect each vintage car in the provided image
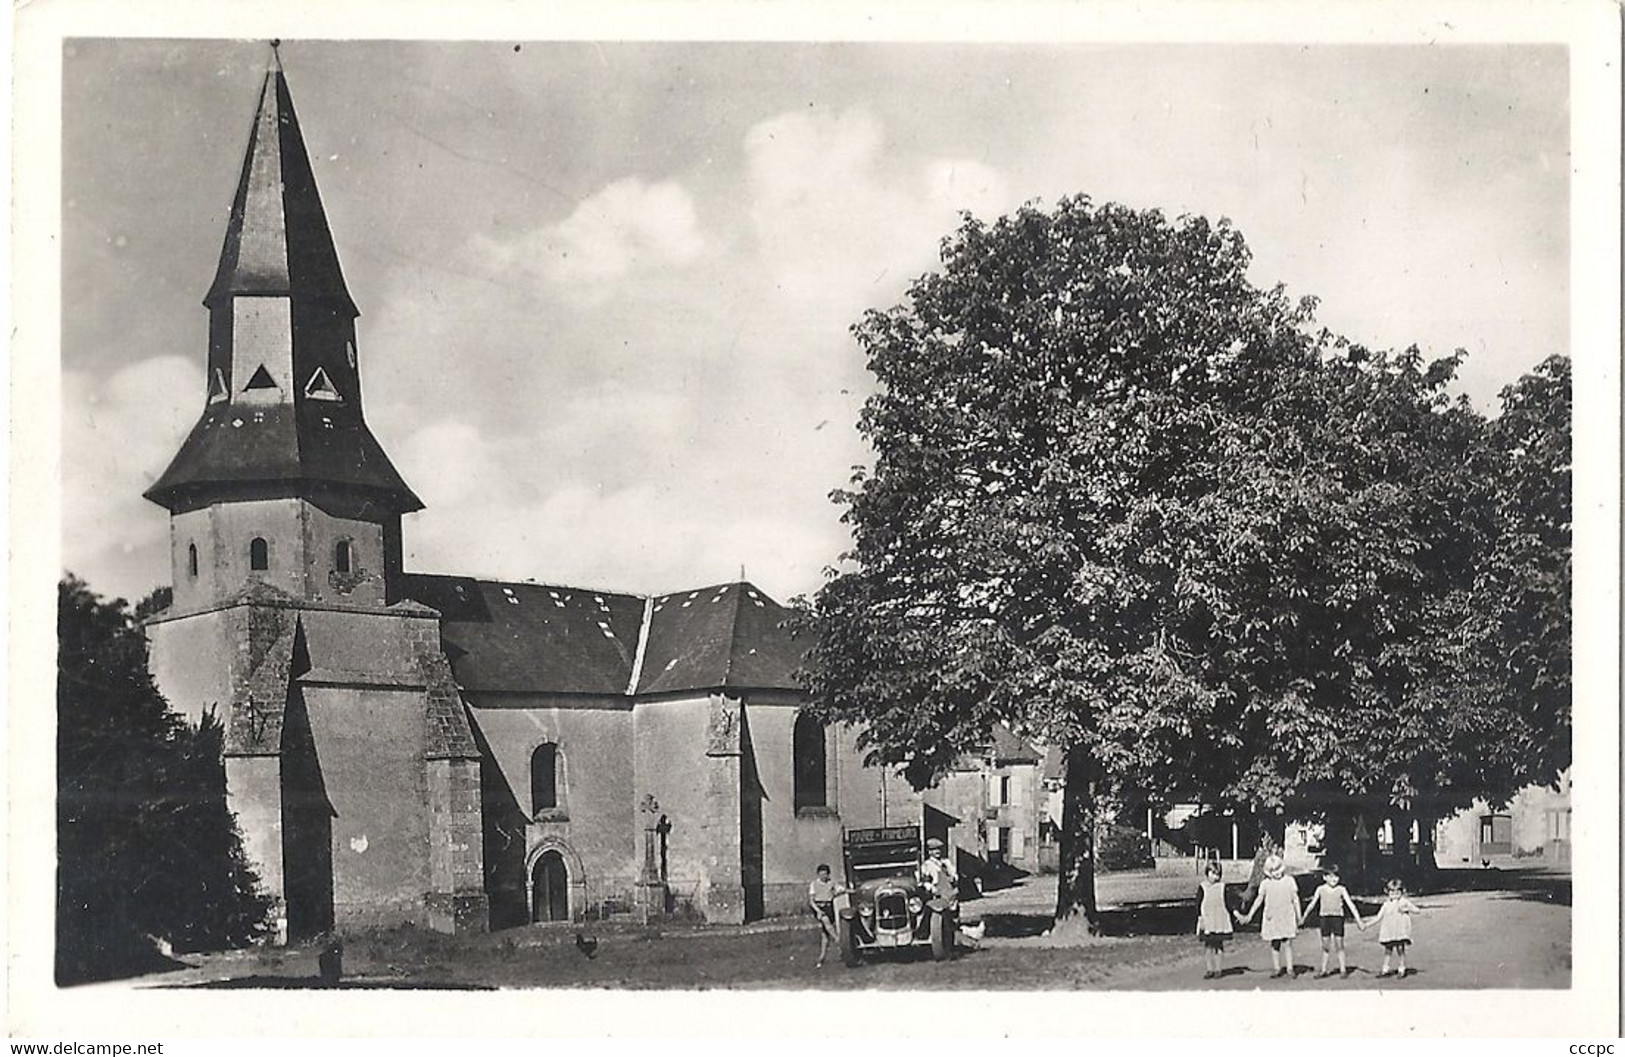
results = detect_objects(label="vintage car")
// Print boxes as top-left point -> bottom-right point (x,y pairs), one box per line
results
836,825 -> 956,966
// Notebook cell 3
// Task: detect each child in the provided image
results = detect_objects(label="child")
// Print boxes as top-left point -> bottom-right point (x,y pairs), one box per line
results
807,863 -> 845,968
1194,859 -> 1233,979
1304,864 -> 1365,978
1368,878 -> 1422,978
1235,854 -> 1303,978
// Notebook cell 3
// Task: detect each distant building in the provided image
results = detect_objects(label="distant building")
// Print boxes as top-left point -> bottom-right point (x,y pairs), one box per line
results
1435,773 -> 1573,866
138,51 -> 967,939
985,728 -> 1043,874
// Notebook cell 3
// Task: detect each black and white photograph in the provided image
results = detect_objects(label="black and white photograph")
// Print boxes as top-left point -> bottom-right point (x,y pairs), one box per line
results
8,0 -> 1621,1042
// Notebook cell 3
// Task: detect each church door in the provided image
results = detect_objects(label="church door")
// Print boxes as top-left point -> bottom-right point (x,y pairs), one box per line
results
531,850 -> 569,923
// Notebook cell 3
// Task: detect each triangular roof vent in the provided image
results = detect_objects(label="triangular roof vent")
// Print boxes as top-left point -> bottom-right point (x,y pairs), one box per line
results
208,367 -> 229,403
244,364 -> 279,391
304,366 -> 341,401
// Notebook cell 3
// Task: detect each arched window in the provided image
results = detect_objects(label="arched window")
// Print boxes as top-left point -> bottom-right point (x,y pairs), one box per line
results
793,712 -> 827,812
187,543 -> 199,578
249,537 -> 269,571
530,743 -> 559,815
334,539 -> 352,574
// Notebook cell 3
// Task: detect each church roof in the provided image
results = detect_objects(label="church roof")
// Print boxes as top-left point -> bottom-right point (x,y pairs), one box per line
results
637,582 -> 805,695
205,51 -> 357,314
144,402 -> 423,512
402,575 -> 806,697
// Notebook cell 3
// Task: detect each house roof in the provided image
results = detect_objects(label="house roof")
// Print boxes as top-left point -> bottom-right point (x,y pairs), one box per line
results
403,575 -> 806,697
990,725 -> 1042,765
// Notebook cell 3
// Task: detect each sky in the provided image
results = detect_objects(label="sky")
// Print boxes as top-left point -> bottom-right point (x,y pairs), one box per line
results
60,39 -> 1569,607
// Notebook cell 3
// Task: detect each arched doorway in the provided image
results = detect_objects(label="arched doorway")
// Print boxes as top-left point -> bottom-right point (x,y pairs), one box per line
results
531,850 -> 570,923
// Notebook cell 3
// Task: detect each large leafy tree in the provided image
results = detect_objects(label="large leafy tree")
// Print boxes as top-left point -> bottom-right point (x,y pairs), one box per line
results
58,576 -> 270,982
801,197 -> 1565,927
801,198 -> 1339,929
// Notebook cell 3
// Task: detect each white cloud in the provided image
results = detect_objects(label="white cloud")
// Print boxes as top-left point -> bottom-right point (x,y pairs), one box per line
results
472,176 -> 705,289
743,106 -> 1009,307
61,355 -> 199,599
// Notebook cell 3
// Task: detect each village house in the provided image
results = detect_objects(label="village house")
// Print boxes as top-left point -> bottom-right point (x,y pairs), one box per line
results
139,52 -> 979,940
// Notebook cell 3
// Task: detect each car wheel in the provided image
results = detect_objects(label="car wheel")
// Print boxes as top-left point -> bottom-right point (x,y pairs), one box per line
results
838,916 -> 860,968
930,912 -> 952,961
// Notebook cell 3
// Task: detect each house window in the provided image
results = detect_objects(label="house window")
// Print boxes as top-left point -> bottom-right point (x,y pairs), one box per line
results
530,743 -> 559,815
249,537 -> 269,571
187,543 -> 198,578
999,775 -> 1011,805
335,539 -> 352,574
793,712 -> 828,811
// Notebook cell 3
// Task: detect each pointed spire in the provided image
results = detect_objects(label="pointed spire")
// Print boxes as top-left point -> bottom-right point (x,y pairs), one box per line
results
205,47 -> 356,315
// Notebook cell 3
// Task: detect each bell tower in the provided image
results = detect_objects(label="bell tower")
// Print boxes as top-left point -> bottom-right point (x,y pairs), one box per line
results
142,46 -> 488,940
145,44 -> 421,612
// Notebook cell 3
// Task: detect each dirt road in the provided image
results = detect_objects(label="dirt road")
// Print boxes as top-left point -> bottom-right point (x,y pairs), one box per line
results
130,866 -> 1567,991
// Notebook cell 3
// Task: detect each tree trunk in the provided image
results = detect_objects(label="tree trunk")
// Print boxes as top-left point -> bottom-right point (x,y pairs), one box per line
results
1053,748 -> 1100,933
1412,810 -> 1438,889
1321,806 -> 1359,890
1389,808 -> 1414,887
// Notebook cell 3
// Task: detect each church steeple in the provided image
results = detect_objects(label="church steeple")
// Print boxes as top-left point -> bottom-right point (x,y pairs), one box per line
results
147,46 -> 420,611
204,43 -> 356,316
146,46 -> 420,516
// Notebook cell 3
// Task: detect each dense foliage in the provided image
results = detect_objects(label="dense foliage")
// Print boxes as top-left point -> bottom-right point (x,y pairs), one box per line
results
57,576 -> 270,982
800,197 -> 1571,922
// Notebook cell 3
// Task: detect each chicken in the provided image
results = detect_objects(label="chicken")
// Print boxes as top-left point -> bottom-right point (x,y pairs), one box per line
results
958,920 -> 987,948
575,931 -> 599,959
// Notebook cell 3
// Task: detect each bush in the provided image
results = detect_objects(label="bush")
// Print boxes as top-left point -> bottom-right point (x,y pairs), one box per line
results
1096,823 -> 1153,872
57,577 -> 271,983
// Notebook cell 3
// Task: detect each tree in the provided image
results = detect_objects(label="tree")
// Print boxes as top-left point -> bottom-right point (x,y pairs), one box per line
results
800,198 -> 1341,931
57,576 -> 270,982
800,196 -> 1564,926
1476,356 -> 1571,784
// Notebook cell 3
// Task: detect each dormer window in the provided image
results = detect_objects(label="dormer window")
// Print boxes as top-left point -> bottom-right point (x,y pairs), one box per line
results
243,364 -> 278,391
334,539 -> 352,574
249,537 -> 269,571
208,368 -> 229,404
305,367 -> 341,402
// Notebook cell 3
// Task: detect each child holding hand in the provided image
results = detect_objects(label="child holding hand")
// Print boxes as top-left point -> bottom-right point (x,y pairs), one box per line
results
1304,864 -> 1365,978
1368,878 -> 1423,978
1235,854 -> 1303,979
1194,860 -> 1233,980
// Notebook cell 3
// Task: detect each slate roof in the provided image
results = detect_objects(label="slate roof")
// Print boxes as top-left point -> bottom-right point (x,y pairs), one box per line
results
144,56 -> 419,513
206,56 -> 356,314
403,575 -> 806,697
145,402 -> 422,512
989,725 -> 1042,765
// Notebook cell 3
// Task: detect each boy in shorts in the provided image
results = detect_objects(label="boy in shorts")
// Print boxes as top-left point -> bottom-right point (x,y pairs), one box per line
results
1305,864 -> 1365,977
808,863 -> 845,967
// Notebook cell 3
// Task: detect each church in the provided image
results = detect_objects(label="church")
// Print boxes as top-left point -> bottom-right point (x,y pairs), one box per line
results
140,51 -> 995,940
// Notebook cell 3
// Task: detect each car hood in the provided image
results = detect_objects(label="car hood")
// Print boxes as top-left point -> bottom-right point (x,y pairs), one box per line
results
853,875 -> 921,899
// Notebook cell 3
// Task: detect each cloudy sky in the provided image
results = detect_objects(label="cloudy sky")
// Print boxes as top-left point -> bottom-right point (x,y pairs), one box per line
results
61,39 -> 1568,607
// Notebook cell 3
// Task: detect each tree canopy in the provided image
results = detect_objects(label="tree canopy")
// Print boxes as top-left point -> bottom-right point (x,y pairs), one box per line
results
799,197 -> 1571,920
57,576 -> 270,982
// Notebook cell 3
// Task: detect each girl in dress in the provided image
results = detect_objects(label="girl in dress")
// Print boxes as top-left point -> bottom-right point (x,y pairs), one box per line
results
1368,878 -> 1423,978
1194,859 -> 1233,979
1236,854 -> 1304,978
